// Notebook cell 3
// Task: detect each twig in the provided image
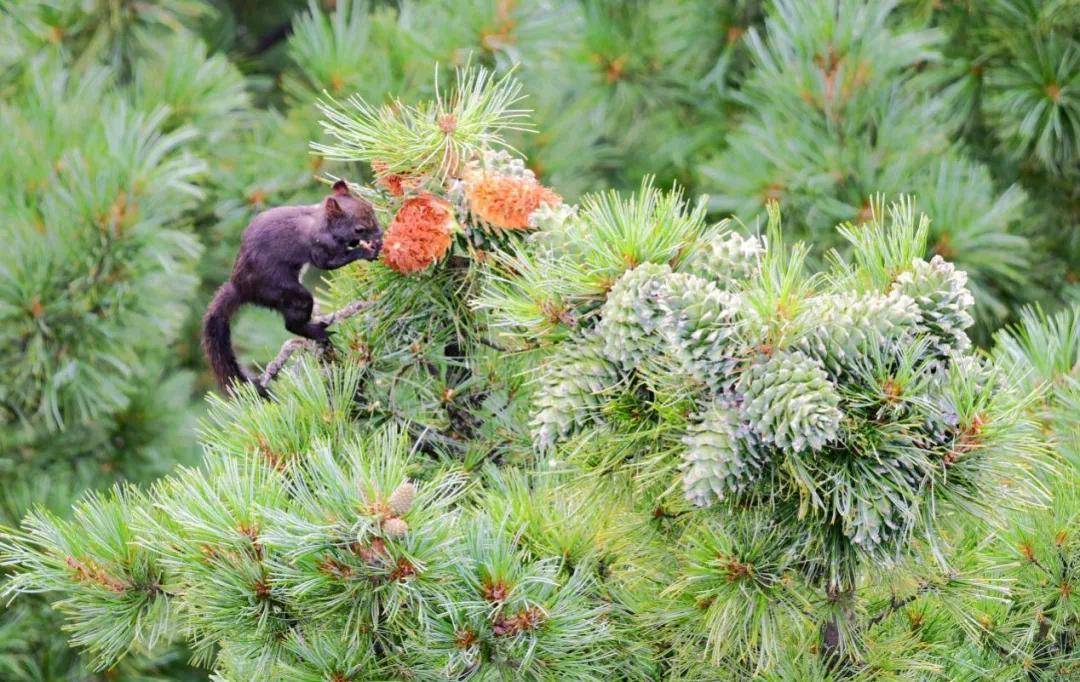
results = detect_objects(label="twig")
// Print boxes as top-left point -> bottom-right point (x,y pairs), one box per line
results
314,299 -> 371,327
868,580 -> 932,626
256,300 -> 373,390
257,338 -> 315,389
868,593 -> 920,626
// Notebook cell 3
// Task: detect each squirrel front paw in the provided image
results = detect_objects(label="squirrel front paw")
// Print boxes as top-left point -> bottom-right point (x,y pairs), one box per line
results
302,322 -> 333,344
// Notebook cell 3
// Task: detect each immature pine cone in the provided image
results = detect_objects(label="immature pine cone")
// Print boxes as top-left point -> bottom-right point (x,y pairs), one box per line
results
382,517 -> 409,539
381,195 -> 456,274
682,399 -> 769,507
596,263 -> 673,369
798,290 -> 919,376
739,349 -> 842,452
681,231 -> 764,289
661,273 -> 743,390
532,333 -> 623,451
890,256 -> 975,357
388,481 -> 417,516
466,174 -> 561,230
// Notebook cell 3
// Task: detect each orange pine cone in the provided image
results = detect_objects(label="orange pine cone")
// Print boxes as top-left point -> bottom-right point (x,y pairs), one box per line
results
371,159 -> 424,197
466,174 -> 561,230
381,195 -> 456,274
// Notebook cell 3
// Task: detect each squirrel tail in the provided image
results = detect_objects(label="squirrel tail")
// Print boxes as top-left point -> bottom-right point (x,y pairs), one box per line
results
203,282 -> 260,396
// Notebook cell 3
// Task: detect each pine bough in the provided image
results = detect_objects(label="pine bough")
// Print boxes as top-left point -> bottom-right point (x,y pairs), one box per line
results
0,67 -> 1062,679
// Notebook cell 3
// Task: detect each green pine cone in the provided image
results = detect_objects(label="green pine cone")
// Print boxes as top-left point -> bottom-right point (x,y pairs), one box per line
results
681,231 -> 764,289
527,200 -> 577,232
661,273 -> 744,390
467,148 -> 537,180
532,333 -> 624,451
739,349 -> 842,453
890,256 -> 975,357
845,493 -> 910,554
597,262 -> 674,369
798,291 -> 919,375
682,398 -> 769,507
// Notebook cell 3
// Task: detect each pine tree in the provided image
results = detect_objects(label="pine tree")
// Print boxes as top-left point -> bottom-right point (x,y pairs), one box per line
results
1,1 -> 1077,679
0,71 -> 655,679
702,0 -> 1035,335
916,0 -> 1080,299
482,192 -> 1051,674
238,0 -> 1073,335
4,67 -> 1074,679
0,2 -> 256,678
917,306 -> 1080,679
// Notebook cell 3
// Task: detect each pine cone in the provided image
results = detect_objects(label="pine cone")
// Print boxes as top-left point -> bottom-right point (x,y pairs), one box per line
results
528,201 -> 577,233
739,350 -> 842,452
532,333 -> 624,450
382,517 -> 409,539
661,273 -> 743,390
597,263 -> 673,369
464,152 -> 561,231
890,256 -> 975,357
465,149 -> 536,180
798,291 -> 919,376
381,195 -> 456,274
681,399 -> 770,507
844,492 -> 910,554
387,481 -> 416,516
681,231 -> 764,289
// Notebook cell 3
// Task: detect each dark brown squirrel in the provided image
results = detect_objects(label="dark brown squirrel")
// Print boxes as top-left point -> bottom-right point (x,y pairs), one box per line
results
203,179 -> 382,395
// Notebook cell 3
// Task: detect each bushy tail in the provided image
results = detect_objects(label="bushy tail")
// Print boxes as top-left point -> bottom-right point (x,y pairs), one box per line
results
202,282 -> 254,395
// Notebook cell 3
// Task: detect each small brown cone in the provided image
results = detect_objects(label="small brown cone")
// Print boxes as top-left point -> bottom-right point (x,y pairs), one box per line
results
371,159 -> 424,196
388,481 -> 417,516
383,517 -> 409,539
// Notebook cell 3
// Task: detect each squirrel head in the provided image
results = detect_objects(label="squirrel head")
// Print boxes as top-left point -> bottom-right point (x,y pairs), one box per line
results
323,179 -> 382,258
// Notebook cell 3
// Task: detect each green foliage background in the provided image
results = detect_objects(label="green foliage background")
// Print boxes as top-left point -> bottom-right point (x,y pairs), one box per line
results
0,0 -> 1076,679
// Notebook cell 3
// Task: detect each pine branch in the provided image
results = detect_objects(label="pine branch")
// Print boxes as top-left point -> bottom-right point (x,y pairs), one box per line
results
256,299 -> 372,390
314,298 -> 372,327
257,338 -> 315,390
312,64 -> 532,181
867,585 -> 928,627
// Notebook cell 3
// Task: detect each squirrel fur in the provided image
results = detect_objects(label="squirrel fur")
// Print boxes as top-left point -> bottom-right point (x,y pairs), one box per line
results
203,180 -> 382,394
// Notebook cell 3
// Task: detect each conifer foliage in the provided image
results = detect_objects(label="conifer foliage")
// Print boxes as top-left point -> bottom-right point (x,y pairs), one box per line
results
0,0 -> 1078,680
703,0 -> 1033,331
3,64 -> 1074,680
0,68 -> 633,681
484,189 -> 1050,671
0,2 -> 241,677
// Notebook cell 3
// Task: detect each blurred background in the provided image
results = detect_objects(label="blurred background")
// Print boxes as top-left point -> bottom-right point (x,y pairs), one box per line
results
0,0 -> 1076,678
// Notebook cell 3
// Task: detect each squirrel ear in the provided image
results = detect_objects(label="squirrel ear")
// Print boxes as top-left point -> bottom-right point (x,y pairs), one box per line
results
332,179 -> 349,196
325,197 -> 343,217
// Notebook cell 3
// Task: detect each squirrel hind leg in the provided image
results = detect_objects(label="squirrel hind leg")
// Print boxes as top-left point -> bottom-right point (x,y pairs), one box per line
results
280,289 -> 331,344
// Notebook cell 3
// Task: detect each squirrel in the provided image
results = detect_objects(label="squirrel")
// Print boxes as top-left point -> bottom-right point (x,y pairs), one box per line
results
203,179 -> 382,395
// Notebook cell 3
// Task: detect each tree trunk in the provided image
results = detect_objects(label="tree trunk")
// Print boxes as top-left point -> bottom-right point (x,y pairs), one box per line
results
820,585 -> 854,673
